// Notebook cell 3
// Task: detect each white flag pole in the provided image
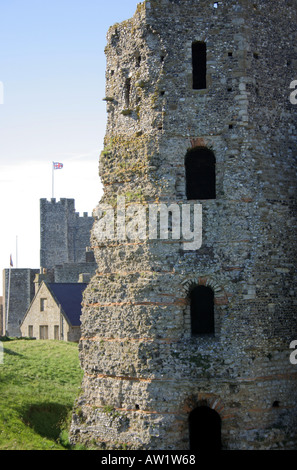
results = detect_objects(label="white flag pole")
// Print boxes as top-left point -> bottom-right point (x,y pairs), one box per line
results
52,162 -> 63,199
52,162 -> 54,198
16,236 -> 18,268
6,257 -> 12,335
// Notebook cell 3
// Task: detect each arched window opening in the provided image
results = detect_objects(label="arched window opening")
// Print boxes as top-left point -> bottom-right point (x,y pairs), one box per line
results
190,285 -> 214,335
189,406 -> 221,451
192,41 -> 207,90
185,148 -> 216,200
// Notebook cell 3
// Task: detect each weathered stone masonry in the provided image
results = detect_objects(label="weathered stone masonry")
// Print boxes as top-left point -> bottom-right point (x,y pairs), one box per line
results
40,198 -> 94,270
70,0 -> 297,449
2,269 -> 39,337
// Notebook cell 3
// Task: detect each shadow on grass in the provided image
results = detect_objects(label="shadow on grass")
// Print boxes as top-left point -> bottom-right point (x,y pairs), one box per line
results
22,403 -> 72,445
3,347 -> 23,357
0,336 -> 36,342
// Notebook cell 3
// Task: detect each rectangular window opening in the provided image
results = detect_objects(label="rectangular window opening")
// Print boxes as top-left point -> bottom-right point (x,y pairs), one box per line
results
192,42 -> 207,90
54,325 -> 59,340
40,298 -> 47,312
124,77 -> 131,108
40,325 -> 48,340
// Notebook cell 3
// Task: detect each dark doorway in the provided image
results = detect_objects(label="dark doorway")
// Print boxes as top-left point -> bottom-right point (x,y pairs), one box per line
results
185,148 -> 216,200
190,285 -> 214,335
189,406 -> 221,451
192,41 -> 207,90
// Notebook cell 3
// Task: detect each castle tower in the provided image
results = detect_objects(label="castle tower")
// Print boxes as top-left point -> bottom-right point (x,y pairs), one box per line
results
2,268 -> 39,336
70,0 -> 297,450
40,198 -> 93,270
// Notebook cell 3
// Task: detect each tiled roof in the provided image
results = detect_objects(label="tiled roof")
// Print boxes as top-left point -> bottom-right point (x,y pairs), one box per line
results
48,283 -> 87,326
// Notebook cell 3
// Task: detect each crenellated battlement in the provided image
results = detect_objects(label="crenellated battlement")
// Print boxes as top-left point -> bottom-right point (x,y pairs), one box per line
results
40,198 -> 91,218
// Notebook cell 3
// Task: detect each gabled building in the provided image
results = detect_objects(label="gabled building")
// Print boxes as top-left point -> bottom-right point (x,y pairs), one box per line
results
21,281 -> 87,342
2,197 -> 96,337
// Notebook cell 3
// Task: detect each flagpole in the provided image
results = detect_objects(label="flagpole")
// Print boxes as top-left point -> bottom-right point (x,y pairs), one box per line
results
16,236 -> 18,268
52,162 -> 63,199
52,162 -> 54,198
6,262 -> 12,335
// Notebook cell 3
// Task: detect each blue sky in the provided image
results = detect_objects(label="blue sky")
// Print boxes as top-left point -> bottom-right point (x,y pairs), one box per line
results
0,0 -> 139,293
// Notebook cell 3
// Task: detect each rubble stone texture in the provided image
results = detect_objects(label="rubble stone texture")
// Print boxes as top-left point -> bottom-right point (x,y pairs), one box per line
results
70,0 -> 297,450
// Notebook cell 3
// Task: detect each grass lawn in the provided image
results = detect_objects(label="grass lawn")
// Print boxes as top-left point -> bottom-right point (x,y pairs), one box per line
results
0,338 -> 84,450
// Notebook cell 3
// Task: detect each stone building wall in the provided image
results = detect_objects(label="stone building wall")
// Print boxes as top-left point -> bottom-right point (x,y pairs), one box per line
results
40,198 -> 93,270
53,262 -> 96,284
2,269 -> 39,337
70,0 -> 297,450
20,282 -> 75,341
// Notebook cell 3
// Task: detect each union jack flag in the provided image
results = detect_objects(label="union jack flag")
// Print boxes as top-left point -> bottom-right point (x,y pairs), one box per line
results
53,162 -> 63,169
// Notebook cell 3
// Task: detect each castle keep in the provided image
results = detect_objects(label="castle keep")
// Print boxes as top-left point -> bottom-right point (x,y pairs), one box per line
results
70,0 -> 297,450
2,198 -> 95,337
40,198 -> 94,270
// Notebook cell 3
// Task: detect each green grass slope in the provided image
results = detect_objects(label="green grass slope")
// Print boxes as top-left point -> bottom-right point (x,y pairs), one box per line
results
0,338 -> 83,450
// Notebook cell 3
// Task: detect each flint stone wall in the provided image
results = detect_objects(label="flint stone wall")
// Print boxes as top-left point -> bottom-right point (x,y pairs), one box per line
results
70,0 -> 297,450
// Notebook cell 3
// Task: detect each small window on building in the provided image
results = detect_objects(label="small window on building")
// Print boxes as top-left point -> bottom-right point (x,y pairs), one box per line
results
185,148 -> 216,200
190,285 -> 215,335
54,325 -> 59,340
192,41 -> 207,90
136,54 -> 141,67
40,298 -> 47,312
40,325 -> 48,340
28,325 -> 33,337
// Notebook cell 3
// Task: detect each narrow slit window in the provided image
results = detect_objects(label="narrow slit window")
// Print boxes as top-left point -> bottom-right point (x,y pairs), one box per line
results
185,148 -> 216,200
40,298 -> 47,312
136,54 -> 141,67
190,285 -> 215,335
54,325 -> 59,340
124,78 -> 131,108
192,41 -> 207,90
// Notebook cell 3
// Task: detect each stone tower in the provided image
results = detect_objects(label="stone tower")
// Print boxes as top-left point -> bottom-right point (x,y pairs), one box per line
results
70,0 -> 297,450
2,269 -> 39,336
40,198 -> 93,270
